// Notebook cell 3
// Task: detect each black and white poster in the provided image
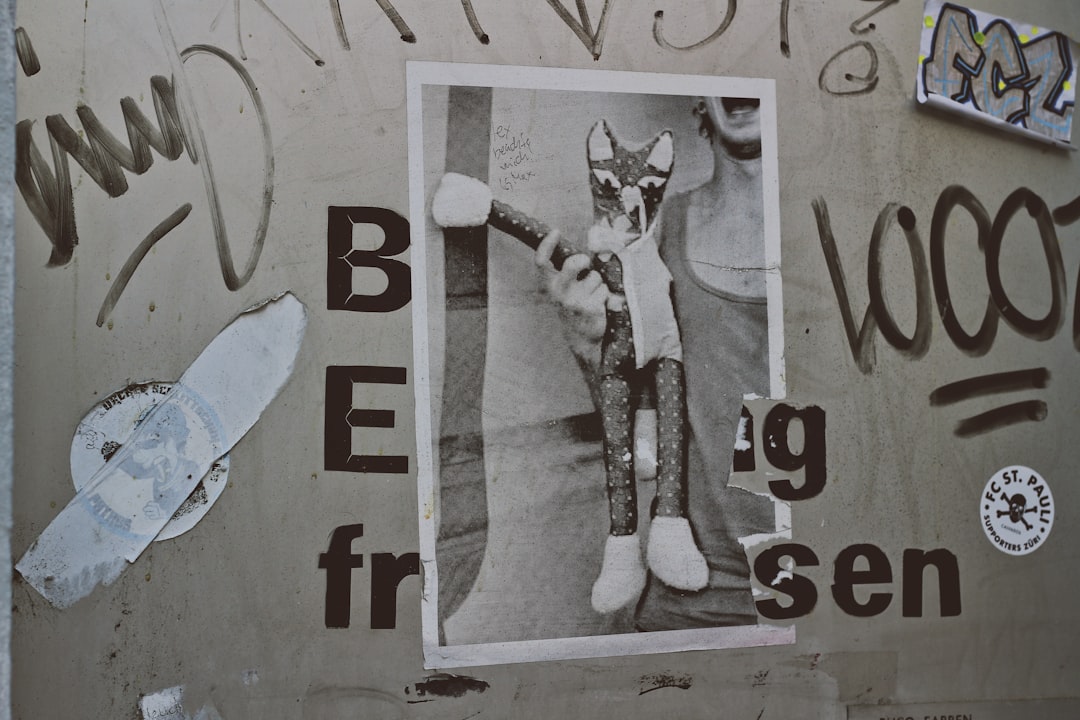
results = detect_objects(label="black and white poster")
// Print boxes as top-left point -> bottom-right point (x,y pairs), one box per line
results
410,64 -> 787,666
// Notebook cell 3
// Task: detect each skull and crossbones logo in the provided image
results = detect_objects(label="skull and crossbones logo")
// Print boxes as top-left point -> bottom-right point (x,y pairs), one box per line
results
996,492 -> 1036,530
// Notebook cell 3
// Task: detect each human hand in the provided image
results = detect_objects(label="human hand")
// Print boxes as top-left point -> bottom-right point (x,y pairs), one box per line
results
535,230 -> 608,353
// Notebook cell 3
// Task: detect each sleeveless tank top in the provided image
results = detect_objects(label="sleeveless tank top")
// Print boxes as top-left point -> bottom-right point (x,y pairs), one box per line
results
635,190 -> 776,630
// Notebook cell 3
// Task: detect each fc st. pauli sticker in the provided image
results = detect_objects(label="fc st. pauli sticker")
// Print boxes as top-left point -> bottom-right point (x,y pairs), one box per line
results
980,465 -> 1054,555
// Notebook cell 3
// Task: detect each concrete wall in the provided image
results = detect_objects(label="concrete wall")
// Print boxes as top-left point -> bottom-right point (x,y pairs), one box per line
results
8,1 -> 1080,718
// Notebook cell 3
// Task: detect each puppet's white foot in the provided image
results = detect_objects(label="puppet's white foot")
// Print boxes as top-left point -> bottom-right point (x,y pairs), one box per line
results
647,516 -> 709,591
591,534 -> 647,613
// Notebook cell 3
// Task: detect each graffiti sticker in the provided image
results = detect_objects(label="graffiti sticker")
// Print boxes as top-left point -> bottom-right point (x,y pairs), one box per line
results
916,1 -> 1078,147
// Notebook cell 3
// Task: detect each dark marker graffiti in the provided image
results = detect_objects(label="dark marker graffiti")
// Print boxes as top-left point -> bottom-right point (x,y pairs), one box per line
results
328,0 -> 351,50
929,186 -> 997,356
638,673 -> 693,695
546,0 -> 612,60
849,0 -> 899,35
986,188 -> 1067,342
156,0 -> 275,291
867,203 -> 932,360
460,0 -> 490,45
1060,197 -> 1080,353
1053,196 -> 1080,226
954,401 -> 1048,438
817,185 -> 1080,435
816,187 -> 1080,372
375,0 -> 418,43
653,1 -> 737,53
406,674 -> 490,701
16,73 -> 189,267
818,40 -> 879,96
590,0 -> 614,60
811,196 -> 880,374
930,368 -> 1050,438
546,0 -> 591,51
779,0 -> 791,58
15,27 -> 40,77
929,368 -> 1051,406
575,0 -> 594,37
16,119 -> 74,267
173,44 -> 275,290
232,0 -> 326,65
96,204 -> 193,328
331,0 -> 487,48
649,0 -> 896,98
17,7 -> 274,316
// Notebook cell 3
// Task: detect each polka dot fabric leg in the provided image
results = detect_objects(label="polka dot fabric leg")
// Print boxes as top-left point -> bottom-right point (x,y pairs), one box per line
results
597,254 -> 638,537
653,357 -> 687,519
591,254 -> 652,612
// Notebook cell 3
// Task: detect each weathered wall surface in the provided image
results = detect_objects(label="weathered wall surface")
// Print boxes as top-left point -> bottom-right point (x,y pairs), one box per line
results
9,1 -> 1080,718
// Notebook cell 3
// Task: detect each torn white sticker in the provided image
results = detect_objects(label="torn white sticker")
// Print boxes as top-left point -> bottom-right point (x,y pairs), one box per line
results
70,382 -> 230,542
16,293 -> 307,608
140,685 -> 188,719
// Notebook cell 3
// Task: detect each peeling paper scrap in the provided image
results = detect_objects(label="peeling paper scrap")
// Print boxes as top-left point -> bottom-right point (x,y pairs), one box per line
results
139,685 -> 223,720
140,685 -> 188,719
16,293 -> 307,608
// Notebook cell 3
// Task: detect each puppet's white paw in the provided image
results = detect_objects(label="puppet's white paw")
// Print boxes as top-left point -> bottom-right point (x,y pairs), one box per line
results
647,516 -> 709,591
591,534 -> 647,613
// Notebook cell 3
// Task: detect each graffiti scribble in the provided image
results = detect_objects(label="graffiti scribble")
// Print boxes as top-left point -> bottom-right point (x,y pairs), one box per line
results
819,40 -> 879,96
547,0 -> 613,60
653,1 -> 736,52
96,204 -> 193,327
931,368 -> 1050,438
814,186 -> 1080,373
15,2 -> 275,322
233,0 -> 326,65
849,0 -> 899,35
15,27 -> 40,76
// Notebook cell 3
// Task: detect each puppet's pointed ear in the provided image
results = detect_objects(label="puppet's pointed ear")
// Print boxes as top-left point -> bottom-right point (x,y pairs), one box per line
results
645,130 -> 674,172
587,120 -> 614,161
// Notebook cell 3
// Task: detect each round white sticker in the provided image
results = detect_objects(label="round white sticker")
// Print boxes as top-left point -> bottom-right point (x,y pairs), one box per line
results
70,381 -> 230,541
980,465 -> 1053,555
